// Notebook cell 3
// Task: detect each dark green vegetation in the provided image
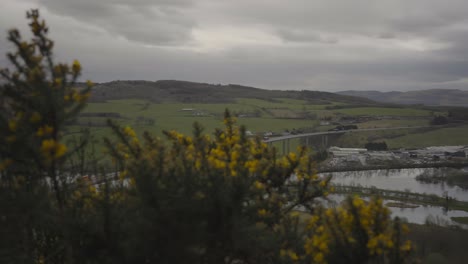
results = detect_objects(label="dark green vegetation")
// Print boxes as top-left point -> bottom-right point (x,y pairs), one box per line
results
90,80 -> 375,104
333,125 -> 468,149
407,223 -> 468,264
416,168 -> 468,189
365,142 -> 388,151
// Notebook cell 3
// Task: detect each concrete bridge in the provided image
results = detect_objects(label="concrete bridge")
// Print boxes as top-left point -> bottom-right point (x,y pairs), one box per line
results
263,125 -> 439,154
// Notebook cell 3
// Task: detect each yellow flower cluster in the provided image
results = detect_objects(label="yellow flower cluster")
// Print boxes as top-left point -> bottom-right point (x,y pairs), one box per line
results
70,178 -> 99,211
5,113 -> 25,144
280,249 -> 299,261
108,114 -> 331,257
304,196 -> 411,263
257,208 -> 268,216
8,119 -> 17,132
40,139 -> 67,161
72,59 -> 81,75
0,159 -> 13,172
29,112 -> 42,123
53,77 -> 62,88
114,120 -> 312,211
36,125 -> 53,137
123,126 -> 136,138
64,89 -> 90,103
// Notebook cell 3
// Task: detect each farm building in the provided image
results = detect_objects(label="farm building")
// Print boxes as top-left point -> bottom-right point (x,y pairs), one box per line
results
328,146 -> 367,157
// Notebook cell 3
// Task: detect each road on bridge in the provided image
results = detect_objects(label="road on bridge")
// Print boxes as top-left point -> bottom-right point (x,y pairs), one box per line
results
263,125 -> 442,143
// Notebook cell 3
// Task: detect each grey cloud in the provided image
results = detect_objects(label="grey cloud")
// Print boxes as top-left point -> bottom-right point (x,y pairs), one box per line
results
2,0 -> 468,92
276,29 -> 338,44
377,32 -> 396,39
38,0 -> 196,45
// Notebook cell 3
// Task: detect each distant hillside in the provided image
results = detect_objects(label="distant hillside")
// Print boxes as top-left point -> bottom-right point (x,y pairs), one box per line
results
337,89 -> 468,107
90,80 -> 376,105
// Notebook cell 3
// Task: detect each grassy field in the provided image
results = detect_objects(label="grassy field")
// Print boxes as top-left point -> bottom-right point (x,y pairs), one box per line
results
355,119 -> 430,129
75,99 -> 468,151
236,98 -> 335,111
386,125 -> 468,149
80,99 -> 321,139
333,128 -> 414,148
334,107 -> 432,116
330,125 -> 468,149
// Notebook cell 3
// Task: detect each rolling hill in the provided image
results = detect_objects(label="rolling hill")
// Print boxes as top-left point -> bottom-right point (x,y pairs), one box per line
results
89,80 -> 376,105
337,89 -> 468,107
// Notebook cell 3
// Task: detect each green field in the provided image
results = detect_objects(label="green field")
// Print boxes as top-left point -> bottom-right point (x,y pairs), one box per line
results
80,99 -> 320,138
75,99 -> 468,151
355,119 -> 430,129
331,125 -> 468,149
334,107 -> 432,117
386,125 -> 468,149
236,98 -> 334,111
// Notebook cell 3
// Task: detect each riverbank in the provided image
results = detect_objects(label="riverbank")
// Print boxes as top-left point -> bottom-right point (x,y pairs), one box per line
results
331,185 -> 468,212
416,168 -> 468,189
318,161 -> 468,173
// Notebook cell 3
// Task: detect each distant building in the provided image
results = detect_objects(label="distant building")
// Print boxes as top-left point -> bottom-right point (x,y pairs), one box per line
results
367,152 -> 395,159
328,146 -> 367,157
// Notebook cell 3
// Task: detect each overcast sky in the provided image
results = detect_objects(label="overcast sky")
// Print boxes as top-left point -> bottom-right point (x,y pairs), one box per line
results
2,0 -> 468,92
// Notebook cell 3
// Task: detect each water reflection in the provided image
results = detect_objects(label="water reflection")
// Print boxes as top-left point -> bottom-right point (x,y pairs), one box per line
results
324,168 -> 468,201
322,194 -> 468,228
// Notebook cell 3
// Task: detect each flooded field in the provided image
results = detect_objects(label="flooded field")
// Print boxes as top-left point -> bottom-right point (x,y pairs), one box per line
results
324,168 -> 468,201
321,168 -> 468,227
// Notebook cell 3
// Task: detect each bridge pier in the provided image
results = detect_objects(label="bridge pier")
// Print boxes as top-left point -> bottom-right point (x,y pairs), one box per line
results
321,135 -> 328,149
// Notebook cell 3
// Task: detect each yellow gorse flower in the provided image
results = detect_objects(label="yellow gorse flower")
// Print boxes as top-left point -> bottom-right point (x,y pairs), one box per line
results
123,126 -> 137,138
0,159 -> 13,172
253,180 -> 264,190
72,59 -> 81,74
8,120 -> 17,132
40,139 -> 67,161
36,125 -> 54,137
304,196 -> 410,263
29,112 -> 42,123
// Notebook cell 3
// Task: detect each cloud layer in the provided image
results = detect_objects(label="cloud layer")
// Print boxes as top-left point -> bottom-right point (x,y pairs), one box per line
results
1,0 -> 468,91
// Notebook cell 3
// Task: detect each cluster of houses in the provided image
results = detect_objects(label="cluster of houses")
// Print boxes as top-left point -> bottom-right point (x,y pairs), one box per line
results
328,145 -> 468,162
414,146 -> 468,160
180,108 -> 210,116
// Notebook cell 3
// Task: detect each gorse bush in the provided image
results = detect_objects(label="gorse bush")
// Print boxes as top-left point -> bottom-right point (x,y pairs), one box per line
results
0,9 -> 413,264
0,9 -> 93,264
103,112 -> 327,263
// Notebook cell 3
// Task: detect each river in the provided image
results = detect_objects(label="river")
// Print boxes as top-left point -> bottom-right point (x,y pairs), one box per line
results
320,168 -> 468,227
323,168 -> 468,201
